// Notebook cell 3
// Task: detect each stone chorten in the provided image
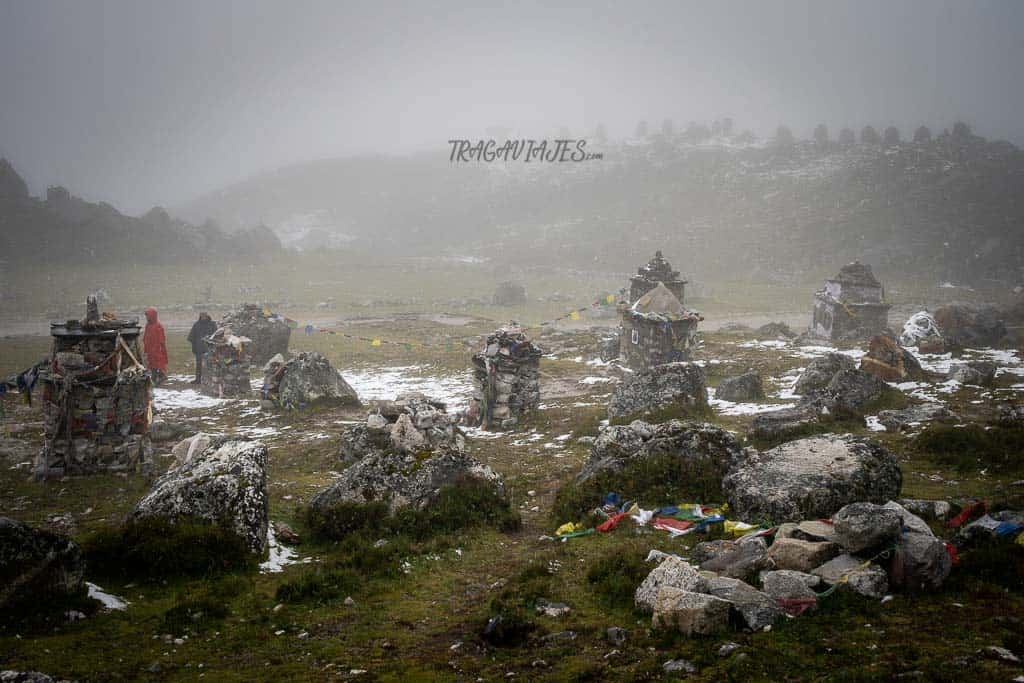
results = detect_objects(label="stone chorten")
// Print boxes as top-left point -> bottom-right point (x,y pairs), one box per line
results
469,324 -> 542,430
629,250 -> 688,304
811,262 -> 891,340
37,297 -> 153,478
619,282 -> 702,370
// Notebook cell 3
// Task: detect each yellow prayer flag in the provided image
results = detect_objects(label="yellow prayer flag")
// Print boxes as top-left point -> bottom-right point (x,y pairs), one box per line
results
569,311 -> 580,321
371,339 -> 382,347
605,294 -> 615,304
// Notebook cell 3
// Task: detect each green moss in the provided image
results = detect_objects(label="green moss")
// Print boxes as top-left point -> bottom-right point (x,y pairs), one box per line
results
585,548 -> 648,609
275,567 -> 363,604
303,500 -> 389,541
552,450 -> 726,523
610,400 -> 716,426
81,516 -> 256,581
913,423 -> 1024,476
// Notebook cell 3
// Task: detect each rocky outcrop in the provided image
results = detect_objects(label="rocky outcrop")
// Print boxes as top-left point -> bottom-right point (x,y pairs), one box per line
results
715,372 -> 765,402
723,435 -> 902,523
339,394 -> 465,462
793,353 -> 856,396
607,362 -> 707,420
310,447 -> 502,514
130,440 -> 269,554
263,352 -> 359,409
576,419 -> 747,485
0,517 -> 85,610
859,335 -> 925,382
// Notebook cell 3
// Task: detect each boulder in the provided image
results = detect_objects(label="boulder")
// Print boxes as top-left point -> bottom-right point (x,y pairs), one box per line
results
859,335 -> 925,382
692,536 -> 773,581
149,420 -> 191,443
169,433 -> 226,472
899,311 -> 944,350
896,499 -> 952,522
0,674 -> 59,683
933,304 -> 1009,350
882,500 -> 934,537
390,413 -> 426,454
890,533 -> 951,592
270,352 -> 359,409
818,368 -> 888,412
0,517 -> 85,610
702,576 -> 782,631
723,435 -> 902,523
576,419 -> 746,485
755,322 -> 796,339
811,554 -> 889,598
998,403 -> 1024,426
947,361 -> 997,386
876,404 -> 956,433
635,557 -> 707,612
748,404 -> 824,442
309,447 -> 503,514
715,372 -> 765,402
607,362 -> 707,420
793,353 -> 856,396
787,520 -> 839,544
652,587 -> 731,635
130,440 -> 268,554
767,537 -> 841,573
760,570 -> 818,604
833,502 -> 902,553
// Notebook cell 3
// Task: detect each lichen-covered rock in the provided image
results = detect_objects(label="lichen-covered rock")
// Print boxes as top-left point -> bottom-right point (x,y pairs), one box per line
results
833,502 -> 902,553
701,575 -> 782,631
877,404 -> 956,433
715,372 -> 765,402
576,419 -> 746,485
793,353 -> 856,395
811,554 -> 889,598
691,536 -> 773,581
0,517 -> 85,610
268,351 -> 359,409
947,361 -> 997,386
130,440 -> 269,554
761,570 -> 818,604
169,433 -> 227,471
607,362 -> 707,420
652,588 -> 731,635
890,533 -> 952,592
768,537 -> 841,573
635,557 -> 707,613
390,413 -> 426,454
816,368 -> 888,412
310,447 -> 502,514
723,435 -> 902,523
338,394 -> 465,462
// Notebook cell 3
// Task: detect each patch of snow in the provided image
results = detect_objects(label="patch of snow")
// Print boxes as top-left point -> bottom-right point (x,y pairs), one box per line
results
579,376 -> 613,385
87,582 -> 129,610
462,427 -> 506,440
153,388 -> 231,411
865,416 -> 886,432
344,365 -> 473,409
260,527 -> 311,573
739,340 -> 789,349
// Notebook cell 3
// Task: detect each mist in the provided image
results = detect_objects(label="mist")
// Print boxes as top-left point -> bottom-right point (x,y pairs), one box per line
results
2,0 -> 1023,213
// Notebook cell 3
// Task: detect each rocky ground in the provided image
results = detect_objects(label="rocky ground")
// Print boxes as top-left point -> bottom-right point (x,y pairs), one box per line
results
1,314 -> 1023,681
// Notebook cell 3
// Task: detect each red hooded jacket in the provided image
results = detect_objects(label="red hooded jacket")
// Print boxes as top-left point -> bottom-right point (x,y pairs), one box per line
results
143,308 -> 169,372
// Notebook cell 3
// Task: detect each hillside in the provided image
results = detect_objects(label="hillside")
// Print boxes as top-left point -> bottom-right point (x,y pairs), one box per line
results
177,128 -> 1024,286
0,159 -> 281,265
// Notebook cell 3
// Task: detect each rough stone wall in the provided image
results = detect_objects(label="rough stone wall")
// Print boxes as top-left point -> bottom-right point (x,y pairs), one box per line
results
812,296 -> 890,341
619,315 -> 698,371
470,329 -> 542,430
220,304 -> 291,365
200,328 -> 252,398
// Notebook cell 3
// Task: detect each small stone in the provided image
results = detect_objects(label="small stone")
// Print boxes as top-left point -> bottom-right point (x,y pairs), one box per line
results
344,597 -> 355,606
980,646 -> 1020,664
606,627 -> 628,646
535,600 -> 571,618
662,658 -> 698,674
718,642 -> 741,657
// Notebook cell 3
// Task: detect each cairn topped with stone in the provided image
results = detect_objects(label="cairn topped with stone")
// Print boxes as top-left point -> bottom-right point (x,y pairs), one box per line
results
629,250 -> 688,304
220,304 -> 292,365
469,323 -> 542,430
200,326 -> 252,398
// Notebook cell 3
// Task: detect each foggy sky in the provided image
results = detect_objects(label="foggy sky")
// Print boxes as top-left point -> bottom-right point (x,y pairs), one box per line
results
1,0 -> 1023,214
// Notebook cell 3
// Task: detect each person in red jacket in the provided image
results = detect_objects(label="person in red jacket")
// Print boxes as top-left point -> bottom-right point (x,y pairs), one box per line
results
143,308 -> 169,385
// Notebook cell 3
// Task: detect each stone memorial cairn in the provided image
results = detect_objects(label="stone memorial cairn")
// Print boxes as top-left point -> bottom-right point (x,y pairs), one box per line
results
811,262 -> 891,341
200,326 -> 253,398
469,325 -> 542,430
619,282 -> 702,370
37,297 -> 153,478
220,303 -> 292,365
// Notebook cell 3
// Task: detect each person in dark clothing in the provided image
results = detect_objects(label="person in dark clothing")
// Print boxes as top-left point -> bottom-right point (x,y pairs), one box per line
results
187,312 -> 217,384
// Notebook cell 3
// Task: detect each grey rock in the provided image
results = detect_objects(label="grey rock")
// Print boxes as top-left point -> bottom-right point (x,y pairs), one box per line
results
715,372 -> 765,402
390,413 -> 426,454
748,404 -> 824,442
652,587 -> 731,635
979,646 -> 1020,664
635,557 -> 707,612
0,674 -> 57,683
756,322 -> 796,339
790,520 -> 839,544
761,570 -> 818,603
703,576 -> 782,631
882,501 -> 934,537
897,499 -> 952,522
0,517 -> 85,611
833,502 -> 902,553
577,419 -> 746,486
169,433 -> 226,472
948,361 -> 997,386
339,395 -> 465,462
149,420 -> 191,443
768,537 -> 841,572
662,658 -> 699,674
877,404 -> 956,432
692,536 -> 773,581
718,641 -> 742,657
269,351 -> 359,409
811,554 -> 889,598
816,368 -> 888,413
310,447 -> 503,514
891,533 -> 952,592
723,435 -> 902,523
607,362 -> 707,420
793,353 -> 856,395
220,304 -> 291,365
606,627 -> 628,646
130,440 -> 269,554
536,600 -> 571,618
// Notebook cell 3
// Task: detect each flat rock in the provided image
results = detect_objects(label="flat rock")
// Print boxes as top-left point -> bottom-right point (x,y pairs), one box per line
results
877,404 -> 956,433
652,587 -> 731,635
692,536 -> 773,581
811,554 -> 889,598
761,570 -> 818,604
702,575 -> 782,631
768,537 -> 841,573
723,435 -> 902,523
896,499 -> 952,522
